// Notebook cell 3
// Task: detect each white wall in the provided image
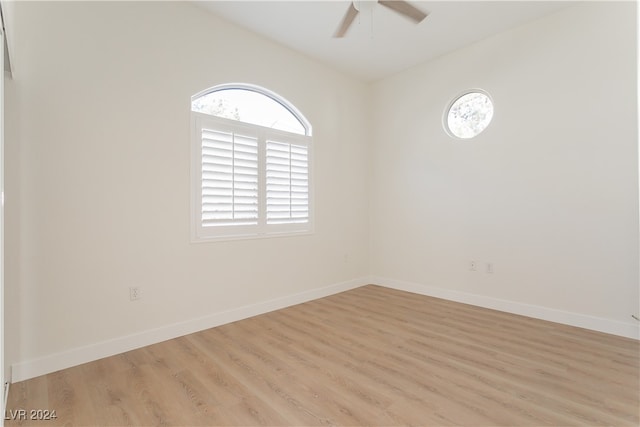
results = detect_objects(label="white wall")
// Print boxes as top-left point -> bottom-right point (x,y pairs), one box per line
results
370,2 -> 639,336
4,1 -> 371,380
5,1 -> 639,382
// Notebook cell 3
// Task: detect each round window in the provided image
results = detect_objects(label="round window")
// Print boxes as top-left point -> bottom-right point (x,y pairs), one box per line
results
445,91 -> 494,139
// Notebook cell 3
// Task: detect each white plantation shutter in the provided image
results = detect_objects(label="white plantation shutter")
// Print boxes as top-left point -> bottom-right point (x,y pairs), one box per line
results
201,127 -> 259,227
266,141 -> 309,224
192,112 -> 312,241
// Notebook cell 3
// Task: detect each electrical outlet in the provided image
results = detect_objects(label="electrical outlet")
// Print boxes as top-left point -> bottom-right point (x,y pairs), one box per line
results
129,287 -> 141,301
469,261 -> 477,271
486,263 -> 494,274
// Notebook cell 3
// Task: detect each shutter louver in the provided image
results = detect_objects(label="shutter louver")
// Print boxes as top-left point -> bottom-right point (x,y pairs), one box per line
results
201,128 -> 259,227
266,140 -> 309,225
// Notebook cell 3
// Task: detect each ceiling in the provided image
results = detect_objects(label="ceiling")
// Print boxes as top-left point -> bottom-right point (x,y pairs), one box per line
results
195,1 -> 575,82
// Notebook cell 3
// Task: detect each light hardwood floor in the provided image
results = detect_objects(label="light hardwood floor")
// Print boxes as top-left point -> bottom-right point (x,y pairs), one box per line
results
6,285 -> 640,426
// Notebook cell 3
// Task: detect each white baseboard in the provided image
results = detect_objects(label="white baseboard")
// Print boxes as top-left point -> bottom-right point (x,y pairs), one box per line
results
10,277 -> 368,383
11,275 -> 638,383
371,276 -> 640,340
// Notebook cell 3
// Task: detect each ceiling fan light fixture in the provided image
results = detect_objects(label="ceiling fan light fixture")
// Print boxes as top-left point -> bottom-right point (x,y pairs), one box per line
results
353,0 -> 376,13
334,0 -> 428,38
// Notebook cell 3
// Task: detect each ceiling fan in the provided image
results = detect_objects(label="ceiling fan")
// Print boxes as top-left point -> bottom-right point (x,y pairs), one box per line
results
334,0 -> 429,38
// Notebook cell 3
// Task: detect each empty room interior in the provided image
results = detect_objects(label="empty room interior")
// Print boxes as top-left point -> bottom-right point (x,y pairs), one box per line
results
1,0 -> 639,425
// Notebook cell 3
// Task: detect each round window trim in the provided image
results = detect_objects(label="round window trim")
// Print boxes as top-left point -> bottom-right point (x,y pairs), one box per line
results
444,90 -> 494,139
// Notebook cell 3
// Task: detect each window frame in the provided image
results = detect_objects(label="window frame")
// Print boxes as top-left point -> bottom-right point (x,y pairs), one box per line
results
443,89 -> 494,140
190,85 -> 313,243
191,83 -> 312,137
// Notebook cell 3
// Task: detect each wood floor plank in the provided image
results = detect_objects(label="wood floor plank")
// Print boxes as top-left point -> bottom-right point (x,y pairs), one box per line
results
6,285 -> 639,426
81,355 -> 144,426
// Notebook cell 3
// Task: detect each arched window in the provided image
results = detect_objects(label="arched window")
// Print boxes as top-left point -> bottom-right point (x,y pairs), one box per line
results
191,84 -> 313,241
192,84 -> 311,136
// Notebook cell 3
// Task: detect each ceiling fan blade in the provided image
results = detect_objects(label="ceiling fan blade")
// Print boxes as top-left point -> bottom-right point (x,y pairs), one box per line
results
334,2 -> 359,38
378,0 -> 428,23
